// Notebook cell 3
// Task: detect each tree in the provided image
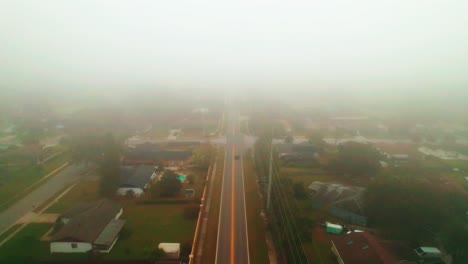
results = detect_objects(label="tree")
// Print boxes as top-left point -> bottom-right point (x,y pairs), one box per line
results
68,135 -> 103,163
329,142 -> 381,177
145,247 -> 165,262
192,144 -> 215,169
365,177 -> 467,246
151,170 -> 182,197
293,182 -> 307,199
125,189 -> 135,198
284,135 -> 294,143
186,174 -> 195,185
98,134 -> 121,196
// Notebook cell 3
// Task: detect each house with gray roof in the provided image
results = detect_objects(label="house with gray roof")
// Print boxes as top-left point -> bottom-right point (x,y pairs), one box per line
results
277,142 -> 318,161
308,181 -> 368,226
117,165 -> 157,197
51,199 -> 125,253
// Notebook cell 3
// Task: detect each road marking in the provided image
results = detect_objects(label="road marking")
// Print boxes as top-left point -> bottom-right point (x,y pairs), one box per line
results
214,149 -> 228,264
241,156 -> 251,264
231,145 -> 235,264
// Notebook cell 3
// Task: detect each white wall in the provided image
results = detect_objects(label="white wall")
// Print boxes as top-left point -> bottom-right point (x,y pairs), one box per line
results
50,242 -> 92,253
116,187 -> 144,197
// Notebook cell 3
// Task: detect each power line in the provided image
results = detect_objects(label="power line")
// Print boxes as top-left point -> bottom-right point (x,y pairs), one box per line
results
271,164 -> 310,264
271,171 -> 308,263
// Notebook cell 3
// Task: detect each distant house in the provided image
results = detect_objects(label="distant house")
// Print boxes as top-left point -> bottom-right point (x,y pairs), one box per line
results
117,165 -> 157,197
158,243 -> 181,259
313,227 -> 414,264
308,182 -> 367,226
51,199 -> 125,253
277,142 -> 318,161
184,189 -> 195,198
122,143 -> 192,169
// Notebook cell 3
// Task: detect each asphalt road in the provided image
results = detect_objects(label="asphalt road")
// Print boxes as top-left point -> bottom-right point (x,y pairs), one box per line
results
215,111 -> 249,264
0,163 -> 88,235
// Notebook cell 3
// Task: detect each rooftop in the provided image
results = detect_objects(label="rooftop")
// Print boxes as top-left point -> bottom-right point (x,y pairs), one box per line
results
313,227 -> 409,264
52,199 -> 122,243
94,219 -> 126,246
120,165 -> 155,189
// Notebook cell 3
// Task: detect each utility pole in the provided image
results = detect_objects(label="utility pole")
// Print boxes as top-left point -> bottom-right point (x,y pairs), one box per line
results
266,129 -> 274,210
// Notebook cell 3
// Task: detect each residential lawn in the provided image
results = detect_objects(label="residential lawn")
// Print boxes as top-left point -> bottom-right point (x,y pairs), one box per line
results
0,224 -> 20,242
45,179 -> 101,213
0,223 -> 51,262
0,152 -> 70,208
0,223 -> 89,263
106,202 -> 196,259
243,152 -> 269,264
281,166 -> 371,187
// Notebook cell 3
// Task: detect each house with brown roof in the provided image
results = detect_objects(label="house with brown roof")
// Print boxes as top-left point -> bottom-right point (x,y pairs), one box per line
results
313,227 -> 413,264
50,199 -> 125,253
122,143 -> 192,169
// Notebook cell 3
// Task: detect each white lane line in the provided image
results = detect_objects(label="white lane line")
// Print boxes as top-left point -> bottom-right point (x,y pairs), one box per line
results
215,148 -> 228,264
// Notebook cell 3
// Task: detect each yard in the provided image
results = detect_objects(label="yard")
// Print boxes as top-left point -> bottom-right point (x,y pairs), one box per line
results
0,223 -> 52,262
45,178 -> 101,213
0,223 -> 90,263
106,202 -> 196,259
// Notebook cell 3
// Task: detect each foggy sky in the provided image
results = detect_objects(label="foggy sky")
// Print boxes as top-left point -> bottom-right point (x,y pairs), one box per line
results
1,0 -> 468,99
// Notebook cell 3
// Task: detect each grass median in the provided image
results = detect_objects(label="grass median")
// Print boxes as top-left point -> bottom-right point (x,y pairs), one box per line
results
243,151 -> 269,264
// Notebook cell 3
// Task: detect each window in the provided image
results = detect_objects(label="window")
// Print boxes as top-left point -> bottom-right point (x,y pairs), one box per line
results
71,243 -> 78,249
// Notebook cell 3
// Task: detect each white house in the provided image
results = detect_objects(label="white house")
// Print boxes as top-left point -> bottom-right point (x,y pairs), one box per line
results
50,199 -> 125,253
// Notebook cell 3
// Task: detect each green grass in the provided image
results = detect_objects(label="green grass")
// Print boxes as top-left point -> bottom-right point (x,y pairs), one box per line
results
106,202 -> 197,259
0,224 -> 20,242
0,223 -> 52,262
45,179 -> 100,213
0,223 -> 89,263
243,153 -> 269,264
0,152 -> 70,208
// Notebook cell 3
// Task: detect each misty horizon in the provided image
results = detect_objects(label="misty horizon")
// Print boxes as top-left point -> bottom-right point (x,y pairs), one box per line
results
1,0 -> 468,103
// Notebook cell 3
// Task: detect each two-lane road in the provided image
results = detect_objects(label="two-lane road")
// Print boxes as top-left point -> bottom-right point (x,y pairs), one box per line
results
215,111 -> 249,264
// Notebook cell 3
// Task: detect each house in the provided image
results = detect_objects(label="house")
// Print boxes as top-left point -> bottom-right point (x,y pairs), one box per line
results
277,142 -> 318,161
308,182 -> 367,226
117,165 -> 157,197
122,143 -> 192,169
184,189 -> 195,198
51,199 -> 125,253
158,243 -> 181,259
309,227 -> 414,264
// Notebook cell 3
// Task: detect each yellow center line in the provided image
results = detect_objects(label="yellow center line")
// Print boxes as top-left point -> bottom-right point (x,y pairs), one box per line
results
231,124 -> 236,264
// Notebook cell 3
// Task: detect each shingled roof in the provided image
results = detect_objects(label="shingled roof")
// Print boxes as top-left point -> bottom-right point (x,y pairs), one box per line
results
52,199 -> 122,244
121,165 -> 155,189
